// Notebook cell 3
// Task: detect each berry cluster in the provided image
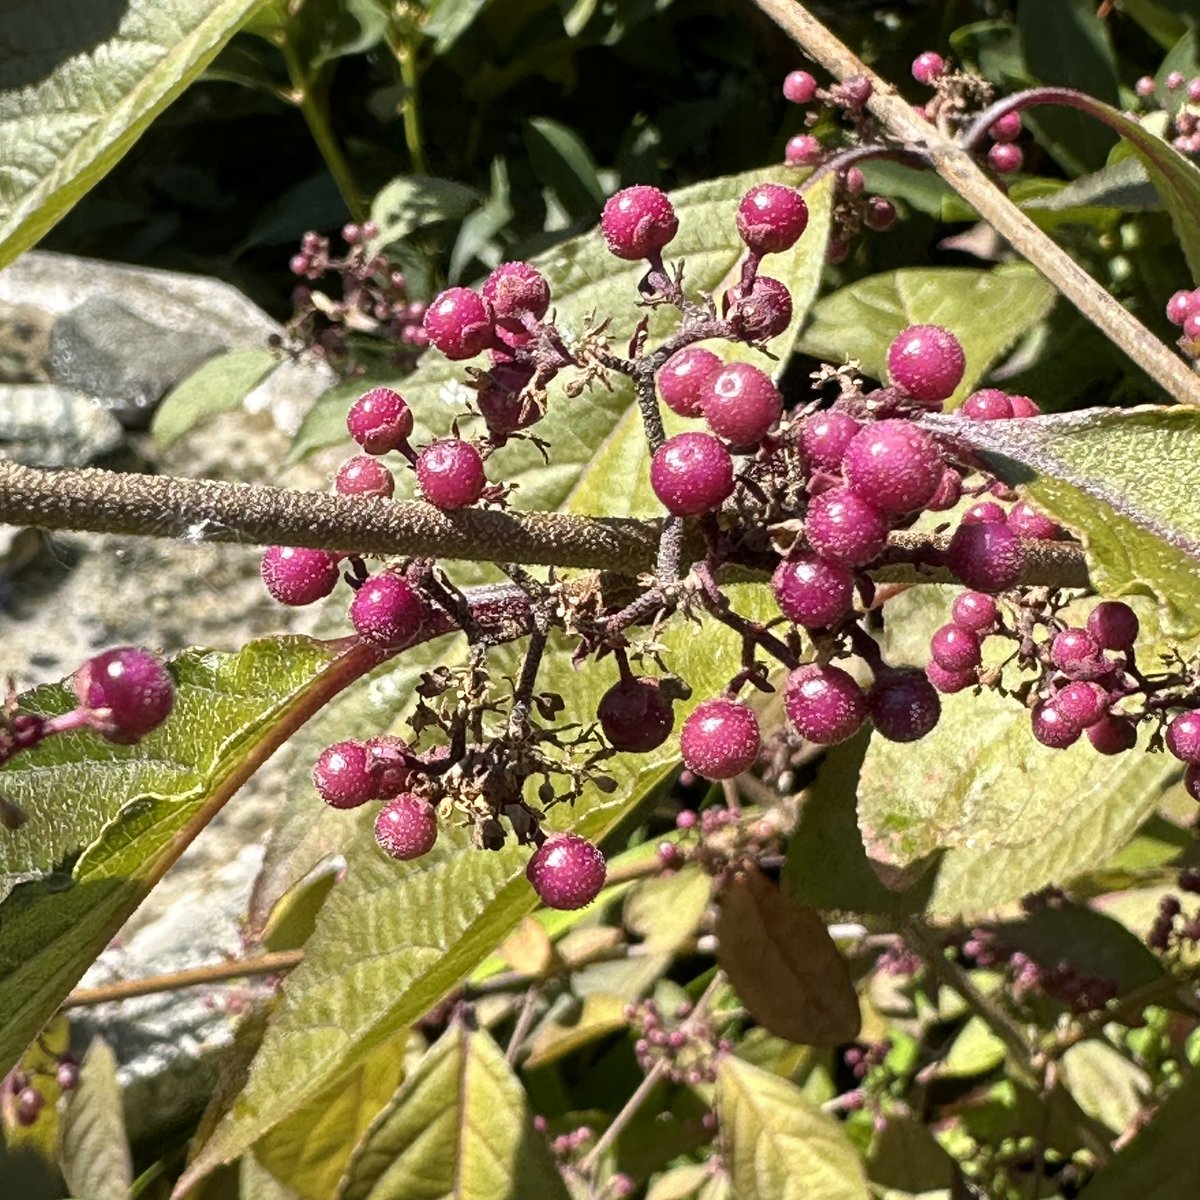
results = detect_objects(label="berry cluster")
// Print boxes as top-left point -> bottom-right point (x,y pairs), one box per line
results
4,1052 -> 79,1127
1165,284 -> 1200,359
1134,71 -> 1200,158
625,997 -> 731,1086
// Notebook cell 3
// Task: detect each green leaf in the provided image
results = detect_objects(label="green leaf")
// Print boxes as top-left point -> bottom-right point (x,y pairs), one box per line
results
334,1020 -> 569,1200
423,0 -> 490,52
0,0 -> 264,270
523,118 -> 606,221
368,176 -> 481,249
929,406 -> 1200,635
1060,1040 -> 1149,1136
58,1038 -> 132,1200
867,1116 -> 955,1199
716,1056 -> 870,1200
151,349 -> 277,449
624,863 -> 713,954
938,1016 -> 1006,1080
796,266 -> 1057,409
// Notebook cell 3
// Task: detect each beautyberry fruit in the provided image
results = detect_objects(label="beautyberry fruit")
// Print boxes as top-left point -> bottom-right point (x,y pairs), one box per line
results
649,432 -> 734,516
1167,290 -> 1198,327
727,275 -> 793,341
424,288 -> 495,359
863,196 -> 897,232
772,552 -> 855,628
261,546 -> 341,607
679,698 -> 761,779
1007,501 -> 1060,540
1087,714 -> 1137,756
374,794 -> 438,860
868,670 -> 941,742
930,624 -> 982,672
335,454 -> 395,498
886,325 -> 966,406
416,438 -> 487,509
701,362 -> 782,445
1165,711 -> 1200,765
841,418 -> 944,515
946,521 -> 1025,592
657,346 -> 722,418
962,501 -> 1007,525
73,647 -> 174,744
926,661 -> 976,694
1055,682 -> 1109,730
784,663 -> 867,744
55,1059 -> 80,1092
800,410 -> 860,470
1087,601 -> 1139,652
598,677 -> 675,752
989,111 -> 1023,143
601,186 -> 679,261
735,184 -> 809,256
346,387 -> 414,454
926,466 -> 963,511
988,143 -> 1024,174
951,591 -> 998,633
782,70 -> 818,104
911,52 -> 945,85
962,389 -> 1014,420
1187,763 -> 1200,800
785,135 -> 823,167
835,76 -> 872,107
1031,701 -> 1080,749
1050,628 -> 1101,674
482,261 -> 550,319
15,1086 -> 43,1127
1008,394 -> 1041,418
349,572 -> 425,648
804,486 -> 889,567
367,733 -> 415,796
313,740 -> 376,809
527,834 -> 607,910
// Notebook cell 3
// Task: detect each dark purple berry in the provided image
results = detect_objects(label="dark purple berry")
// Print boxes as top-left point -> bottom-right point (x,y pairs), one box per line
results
886,325 -> 965,407
601,186 -> 678,260
366,733 -> 415,796
911,52 -> 945,85
701,362 -> 782,445
782,70 -> 818,104
527,834 -> 607,910
346,387 -> 414,454
990,111 -> 1023,143
800,411 -> 860,470
424,288 -> 495,359
836,75 -> 872,107
1087,714 -> 1137,756
926,466 -> 963,511
735,184 -> 809,256
805,487 -> 889,567
962,389 -> 1014,420
962,500 -> 1007,525
951,591 -> 998,633
930,624 -> 982,672
1055,682 -> 1109,730
727,275 -> 793,341
1007,502 -> 1060,539
1186,763 -> 1200,801
863,197 -> 896,232
783,663 -> 867,744
1050,628 -> 1101,674
1087,601 -> 1139,652
657,346 -> 722,417
73,647 -> 174,744
1031,701 -> 1080,749
926,661 -> 976,694
482,261 -> 550,319
1166,711 -> 1200,765
416,439 -> 487,509
989,143 -> 1023,174
772,553 -> 855,628
649,432 -> 734,516
335,454 -> 395,498
313,740 -> 375,809
679,698 -> 761,779
946,521 -> 1025,592
261,545 -> 341,607
349,572 -> 425,648
841,419 -> 944,516
598,677 -> 674,752
374,793 -> 438,860
55,1059 -> 80,1091
868,670 -> 941,742
15,1086 -> 43,1126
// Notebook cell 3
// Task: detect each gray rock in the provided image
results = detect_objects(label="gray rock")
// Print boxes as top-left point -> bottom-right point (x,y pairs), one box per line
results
0,301 -> 52,383
0,383 -> 125,467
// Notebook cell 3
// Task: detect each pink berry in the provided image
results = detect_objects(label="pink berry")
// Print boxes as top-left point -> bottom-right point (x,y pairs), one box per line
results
946,521 -> 1025,592
989,111 -> 1023,143
926,661 -> 976,694
735,184 -> 809,256
1166,711 -> 1200,765
1032,701 -> 1080,749
527,834 -> 607,910
868,670 -> 941,742
1135,76 -> 1156,98
73,647 -> 174,744
424,288 -> 495,359
988,143 -> 1024,174
800,410 -> 861,470
841,418 -> 944,515
1050,628 -> 1101,674
657,346 -> 722,418
911,52 -> 945,85
844,172 -> 863,201
836,75 -> 873,107
1055,682 -> 1109,730
313,740 -> 375,809
416,439 -> 487,509
649,432 -> 734,516
863,196 -> 896,232
784,663 -> 867,745
56,1060 -> 79,1091
963,500 -> 1007,525
1007,501 -> 1060,539
482,261 -> 550,319
601,185 -> 679,261
785,135 -> 823,167
805,486 -> 889,567
951,591 -> 998,633
727,275 -> 793,341
1008,394 -> 1041,418
598,677 -> 674,752
1087,601 -> 1139,652
962,388 -> 1014,420
335,454 -> 395,498
1087,714 -> 1137,756
349,572 -> 425,648
261,545 -> 341,606
346,387 -> 414,454
926,466 -> 963,512
1167,290 -> 1197,326
701,362 -> 783,445
886,325 -> 965,406
930,624 -> 982,672
1184,311 -> 1200,341
1189,78 -> 1200,102
1167,71 -> 1185,91
680,698 -> 761,779
374,794 -> 438,860
15,1087 -> 43,1127
782,70 -> 818,104
772,553 -> 855,628
367,733 -> 415,796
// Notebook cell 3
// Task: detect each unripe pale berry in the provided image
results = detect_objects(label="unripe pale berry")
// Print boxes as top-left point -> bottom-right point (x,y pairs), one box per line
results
1055,682 -> 1109,730
649,432 -> 734,516
482,261 -> 550,319
930,624 -> 982,672
374,793 -> 438,860
527,833 -> 607,910
926,661 -> 976,694
346,387 -> 414,454
657,346 -> 722,417
735,184 -> 809,256
74,647 -> 175,744
1167,290 -> 1197,326
784,663 -> 867,744
911,52 -> 945,85
841,418 -> 944,515
963,500 -> 1007,525
601,186 -> 678,260
785,135 -> 823,167
416,439 -> 487,509
1088,714 -> 1137,756
989,142 -> 1024,174
1007,501 -> 1060,540
990,111 -> 1023,143
727,275 -> 793,341
926,466 -> 963,511
1008,394 -> 1041,418
868,670 -> 941,742
598,677 -> 674,752
1087,601 -> 1139,652
680,698 -> 761,779
886,325 -> 966,406
1135,76 -> 1156,98
772,552 -> 855,628
962,388 -> 1014,420
313,740 -> 375,809
804,486 -> 889,567
335,454 -> 395,498
1050,628 -> 1101,674
349,572 -> 425,648
1165,711 -> 1200,765
261,545 -> 341,607
782,70 -> 818,104
424,288 -> 495,359
701,362 -> 782,445
1032,701 -> 1080,749
800,410 -> 860,470
952,591 -> 998,633
946,521 -> 1025,592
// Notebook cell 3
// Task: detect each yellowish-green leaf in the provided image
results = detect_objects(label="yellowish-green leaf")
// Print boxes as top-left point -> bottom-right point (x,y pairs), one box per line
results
1060,1040 -> 1149,1136
152,348 -> 277,448
624,864 -> 714,954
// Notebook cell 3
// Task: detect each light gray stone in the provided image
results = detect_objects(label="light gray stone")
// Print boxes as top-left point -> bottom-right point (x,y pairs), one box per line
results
0,383 -> 125,467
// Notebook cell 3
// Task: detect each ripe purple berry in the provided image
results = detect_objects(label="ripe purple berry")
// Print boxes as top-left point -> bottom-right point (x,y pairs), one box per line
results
911,52 -> 945,85
416,438 -> 487,509
926,661 -> 976,694
772,552 -> 855,628
963,501 -> 1007,525
598,676 -> 675,752
784,663 -> 867,744
962,389 -> 1014,420
313,740 -> 376,809
701,362 -> 782,445
1087,714 -> 1137,756
1165,711 -> 1200,765
868,670 -> 941,742
1007,501 -> 1060,540
946,521 -> 1025,592
482,261 -> 550,319
835,75 -> 872,107
1032,701 -> 1080,749
15,1086 -> 43,1127
951,591 -> 998,633
55,1059 -> 80,1091
261,546 -> 341,607
335,454 -> 395,498
679,698 -> 761,779
423,288 -> 495,359
785,135 -> 823,167
649,432 -> 734,516
73,647 -> 174,744
657,346 -> 722,418
1050,628 -> 1101,674
1055,682 -> 1109,730
990,111 -> 1023,143
727,275 -> 793,341
346,387 -> 414,454
367,733 -> 415,796
804,486 -> 889,567
841,418 -> 944,515
1087,601 -> 1139,652
782,70 -> 818,104
1009,395 -> 1041,418
930,624 -> 982,672
988,143 -> 1024,174
800,410 -> 860,470
349,572 -> 425,648
601,185 -> 679,261
886,325 -> 966,407
863,196 -> 897,232
374,793 -> 438,860
527,834 -> 607,910
735,184 -> 809,256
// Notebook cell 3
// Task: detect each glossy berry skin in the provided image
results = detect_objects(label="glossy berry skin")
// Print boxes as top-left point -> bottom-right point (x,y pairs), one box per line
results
1008,394 -> 1041,418
74,647 -> 174,744
863,196 -> 896,232
374,794 -> 438,860
930,624 -> 982,672
598,677 -> 674,752
15,1087 -> 43,1127
962,389 -> 1014,420
988,142 -> 1024,174
841,419 -> 944,515
416,439 -> 487,509
1007,501 -> 1059,540
1167,290 -> 1197,326
926,661 -> 976,694
350,573 -> 425,648
1050,628 -> 1101,674
482,261 -> 550,319
952,591 -> 998,633
782,70 -> 817,104
1088,714 -> 1137,756
1032,701 -> 1080,749
784,663 -> 867,745
335,454 -> 395,498
527,834 -> 607,910
1088,601 -> 1139,652
701,362 -> 782,445
990,111 -> 1023,142
772,553 -> 855,628
1055,682 -> 1109,730
424,288 -> 495,359
735,184 -> 809,256
727,275 -> 793,341
946,521 -> 1025,593
785,135 -> 823,167
313,740 -> 375,809
805,486 -> 889,568
680,698 -> 761,779
657,346 -> 722,417
649,433 -> 734,517
911,52 -> 945,84
886,325 -> 966,406
926,467 -> 963,512
800,411 -> 860,470
56,1060 -> 80,1091
963,501 -> 1006,525
261,545 -> 341,607
868,670 -> 941,742
1165,712 -> 1200,765
601,186 -> 678,260
346,387 -> 414,454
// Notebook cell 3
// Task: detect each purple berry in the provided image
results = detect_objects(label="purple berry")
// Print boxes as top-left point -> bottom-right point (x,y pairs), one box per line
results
841,419 -> 944,515
346,387 -> 414,454
836,75 -> 873,107
911,52 -> 945,85
1136,76 -> 1156,98
1167,71 -> 1185,90
988,143 -> 1024,174
926,466 -> 963,511
1050,628 -> 1101,674
261,545 -> 341,607
349,572 -> 425,648
1088,601 -> 1139,652
423,288 -> 495,359
951,591 -> 998,633
782,70 -> 818,104
800,410 -> 860,470
527,834 -> 607,910
868,670 -> 941,742
1007,501 -> 1060,540
679,698 -> 761,779
1186,763 -> 1200,800
863,196 -> 897,232
482,261 -> 550,319
477,362 -> 540,435
946,521 -> 1025,592
313,740 -> 376,809
598,677 -> 674,752
727,275 -> 793,341
784,663 -> 867,744
657,346 -> 722,418
601,186 -> 678,261
701,362 -> 782,445
1167,290 -> 1197,327
962,389 -> 1014,420
55,1059 -> 80,1091
886,325 -> 966,407
335,454 -> 395,498
785,135 -> 823,167
374,793 -> 438,860
930,624 -> 982,672
1055,682 -> 1109,730
963,501 -> 1007,525
1166,711 -> 1200,765
649,432 -> 734,516
735,184 -> 809,256
15,1086 -> 43,1127
1185,312 -> 1200,342
1031,701 -> 1080,749
926,661 -> 976,694
772,552 -> 855,628
805,486 -> 889,567
73,647 -> 175,744
990,111 -> 1023,143
1009,395 -> 1041,418
416,439 -> 487,509
367,733 -> 415,796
